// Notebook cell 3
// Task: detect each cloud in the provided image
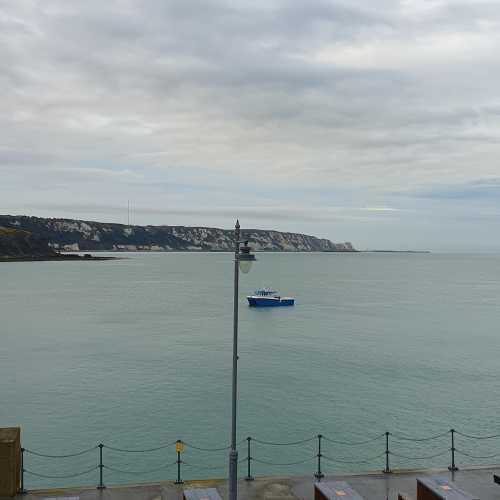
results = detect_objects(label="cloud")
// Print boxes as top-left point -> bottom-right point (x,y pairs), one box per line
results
409,178 -> 500,200
10,202 -> 403,234
1,0 -> 500,249
0,148 -> 59,165
310,31 -> 499,70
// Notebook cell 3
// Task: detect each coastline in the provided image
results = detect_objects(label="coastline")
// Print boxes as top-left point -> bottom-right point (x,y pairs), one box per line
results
0,254 -> 118,262
0,250 -> 433,261
362,250 -> 431,253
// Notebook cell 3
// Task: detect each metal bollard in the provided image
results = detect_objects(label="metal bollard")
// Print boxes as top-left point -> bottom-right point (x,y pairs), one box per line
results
18,447 -> 27,494
97,443 -> 105,490
314,434 -> 324,480
448,429 -> 458,471
245,437 -> 254,481
384,432 -> 391,473
175,440 -> 184,484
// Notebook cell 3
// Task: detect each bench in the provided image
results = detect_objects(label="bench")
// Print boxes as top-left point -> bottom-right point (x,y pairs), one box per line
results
416,476 -> 479,500
183,488 -> 223,500
314,481 -> 365,500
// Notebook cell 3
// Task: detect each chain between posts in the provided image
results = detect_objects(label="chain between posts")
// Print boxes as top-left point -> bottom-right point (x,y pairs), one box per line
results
19,427 -> 500,488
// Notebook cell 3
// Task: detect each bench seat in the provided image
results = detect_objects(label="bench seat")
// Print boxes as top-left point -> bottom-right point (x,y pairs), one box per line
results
417,476 -> 479,500
183,488 -> 223,500
314,481 -> 365,500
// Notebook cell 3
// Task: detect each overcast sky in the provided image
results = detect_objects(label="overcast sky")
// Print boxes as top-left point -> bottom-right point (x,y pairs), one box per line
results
2,0 -> 500,251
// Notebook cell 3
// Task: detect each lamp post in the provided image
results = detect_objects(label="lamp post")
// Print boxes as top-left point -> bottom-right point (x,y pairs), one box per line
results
229,220 -> 256,500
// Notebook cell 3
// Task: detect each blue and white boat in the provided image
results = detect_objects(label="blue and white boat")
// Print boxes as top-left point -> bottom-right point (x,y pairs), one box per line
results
247,288 -> 295,307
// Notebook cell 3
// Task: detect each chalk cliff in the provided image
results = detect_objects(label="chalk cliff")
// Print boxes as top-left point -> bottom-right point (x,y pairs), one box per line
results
0,215 -> 355,253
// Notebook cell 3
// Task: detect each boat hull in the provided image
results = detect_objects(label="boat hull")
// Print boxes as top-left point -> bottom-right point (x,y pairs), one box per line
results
247,296 -> 295,307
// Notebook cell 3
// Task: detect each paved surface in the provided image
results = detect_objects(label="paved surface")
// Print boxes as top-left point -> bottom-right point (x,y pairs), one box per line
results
7,467 -> 500,500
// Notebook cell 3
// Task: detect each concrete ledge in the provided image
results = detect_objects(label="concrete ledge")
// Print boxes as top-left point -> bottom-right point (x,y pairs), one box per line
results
13,466 -> 500,500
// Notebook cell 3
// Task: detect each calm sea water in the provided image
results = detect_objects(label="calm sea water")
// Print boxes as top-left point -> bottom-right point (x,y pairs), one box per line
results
2,252 -> 500,488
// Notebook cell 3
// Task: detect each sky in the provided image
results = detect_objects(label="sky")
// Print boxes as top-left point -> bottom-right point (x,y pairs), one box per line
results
1,0 -> 500,251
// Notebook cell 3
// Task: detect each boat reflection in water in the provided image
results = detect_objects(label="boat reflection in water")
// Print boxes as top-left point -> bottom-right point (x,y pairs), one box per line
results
247,288 -> 295,307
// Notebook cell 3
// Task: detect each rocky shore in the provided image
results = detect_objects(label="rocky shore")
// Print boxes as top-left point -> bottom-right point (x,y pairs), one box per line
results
0,227 -> 113,262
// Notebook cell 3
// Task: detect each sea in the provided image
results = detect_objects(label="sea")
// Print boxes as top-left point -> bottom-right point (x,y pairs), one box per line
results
1,252 -> 500,488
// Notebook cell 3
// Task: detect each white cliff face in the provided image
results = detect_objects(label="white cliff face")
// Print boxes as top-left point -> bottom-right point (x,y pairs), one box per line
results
49,220 -> 93,236
167,227 -> 350,252
171,227 -> 231,250
62,243 -> 80,251
46,219 -> 106,244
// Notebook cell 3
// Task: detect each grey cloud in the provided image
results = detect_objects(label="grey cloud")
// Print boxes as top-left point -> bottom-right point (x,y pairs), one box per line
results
2,0 -> 500,249
21,202 -> 397,224
423,2 -> 500,30
0,149 -> 59,165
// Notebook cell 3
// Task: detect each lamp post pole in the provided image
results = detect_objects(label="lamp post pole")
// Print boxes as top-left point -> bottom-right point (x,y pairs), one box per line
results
228,220 -> 241,500
228,221 -> 256,500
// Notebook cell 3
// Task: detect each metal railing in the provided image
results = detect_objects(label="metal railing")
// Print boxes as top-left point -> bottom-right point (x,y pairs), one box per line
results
19,428 -> 500,492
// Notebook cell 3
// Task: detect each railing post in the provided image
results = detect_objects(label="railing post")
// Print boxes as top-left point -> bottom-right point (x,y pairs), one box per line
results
245,437 -> 254,481
97,443 -> 105,490
384,432 -> 391,473
448,429 -> 458,471
18,447 -> 27,494
175,440 -> 184,484
314,434 -> 324,480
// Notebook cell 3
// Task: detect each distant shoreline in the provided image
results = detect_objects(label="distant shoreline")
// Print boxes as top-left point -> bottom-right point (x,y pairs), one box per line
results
0,254 -> 118,262
1,250 -> 432,261
65,249 -> 429,255
68,249 -> 358,254
362,250 -> 431,253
